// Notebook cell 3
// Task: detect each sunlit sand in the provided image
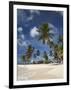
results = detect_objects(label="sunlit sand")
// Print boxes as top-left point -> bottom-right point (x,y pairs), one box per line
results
17,64 -> 64,80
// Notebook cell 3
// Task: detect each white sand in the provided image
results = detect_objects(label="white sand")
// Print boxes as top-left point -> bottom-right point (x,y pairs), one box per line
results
17,64 -> 64,80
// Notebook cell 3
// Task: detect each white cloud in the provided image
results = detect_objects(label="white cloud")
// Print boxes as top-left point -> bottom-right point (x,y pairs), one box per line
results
17,39 -> 28,47
30,27 -> 39,37
26,10 -> 40,21
17,39 -> 22,46
17,27 -> 23,32
20,34 -> 25,40
30,10 -> 40,15
22,41 -> 28,47
27,15 -> 33,21
48,23 -> 55,29
48,23 -> 57,33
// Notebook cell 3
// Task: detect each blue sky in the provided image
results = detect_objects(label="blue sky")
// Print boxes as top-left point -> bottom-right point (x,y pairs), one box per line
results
17,9 -> 63,64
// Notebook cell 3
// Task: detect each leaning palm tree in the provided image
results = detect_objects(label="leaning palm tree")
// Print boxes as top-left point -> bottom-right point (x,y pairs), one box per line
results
21,54 -> 26,64
37,23 -> 54,44
25,44 -> 34,64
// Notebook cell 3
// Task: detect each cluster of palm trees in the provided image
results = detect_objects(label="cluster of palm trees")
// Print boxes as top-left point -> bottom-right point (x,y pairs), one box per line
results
22,46 -> 48,64
53,36 -> 63,63
21,23 -> 63,64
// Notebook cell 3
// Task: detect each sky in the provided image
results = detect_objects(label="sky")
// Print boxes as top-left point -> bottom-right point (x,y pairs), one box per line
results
17,9 -> 63,64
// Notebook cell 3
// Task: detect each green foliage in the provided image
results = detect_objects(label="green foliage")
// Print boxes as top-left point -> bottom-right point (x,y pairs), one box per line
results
21,44 -> 35,64
26,44 -> 34,63
53,43 -> 63,63
49,35 -> 63,63
21,23 -> 63,64
21,55 -> 25,62
37,23 -> 53,44
58,35 -> 63,44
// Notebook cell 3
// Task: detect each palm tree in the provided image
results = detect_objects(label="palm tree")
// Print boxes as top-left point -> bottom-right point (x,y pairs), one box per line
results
37,23 -> 54,63
37,23 -> 54,44
49,41 -> 54,57
58,35 -> 63,63
53,44 -> 59,63
58,45 -> 63,63
49,35 -> 63,63
21,54 -> 26,64
25,44 -> 34,64
53,44 -> 63,63
43,51 -> 48,64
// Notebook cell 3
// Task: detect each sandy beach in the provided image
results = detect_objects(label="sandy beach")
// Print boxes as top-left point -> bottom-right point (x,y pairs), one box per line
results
17,64 -> 64,80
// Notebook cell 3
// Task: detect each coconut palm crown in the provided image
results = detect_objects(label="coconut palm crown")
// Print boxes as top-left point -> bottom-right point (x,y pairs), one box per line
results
37,23 -> 54,44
